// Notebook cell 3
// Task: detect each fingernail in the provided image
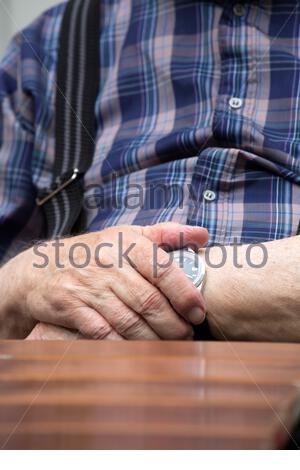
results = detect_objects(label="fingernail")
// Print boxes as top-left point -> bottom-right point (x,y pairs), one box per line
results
188,307 -> 205,325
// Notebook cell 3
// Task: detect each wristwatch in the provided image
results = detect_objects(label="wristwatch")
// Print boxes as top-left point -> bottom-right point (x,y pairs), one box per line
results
172,248 -> 206,291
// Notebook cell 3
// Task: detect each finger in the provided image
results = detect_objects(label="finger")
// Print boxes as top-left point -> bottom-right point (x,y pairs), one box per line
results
70,306 -> 126,340
111,264 -> 194,339
26,322 -> 124,341
88,290 -> 160,340
26,323 -> 81,340
135,222 -> 209,250
30,288 -> 124,340
117,234 -> 206,325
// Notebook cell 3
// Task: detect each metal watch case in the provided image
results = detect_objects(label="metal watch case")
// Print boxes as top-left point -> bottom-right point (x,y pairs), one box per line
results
172,248 -> 206,290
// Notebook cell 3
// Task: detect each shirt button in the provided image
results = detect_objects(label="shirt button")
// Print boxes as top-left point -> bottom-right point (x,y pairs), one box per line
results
203,190 -> 216,202
233,3 -> 246,16
229,97 -> 243,110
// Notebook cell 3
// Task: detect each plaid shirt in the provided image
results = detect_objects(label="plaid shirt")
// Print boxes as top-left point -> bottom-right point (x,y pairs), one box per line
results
1,0 -> 300,262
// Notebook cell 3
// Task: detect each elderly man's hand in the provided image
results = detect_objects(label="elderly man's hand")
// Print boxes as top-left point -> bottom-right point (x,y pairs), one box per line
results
1,222 -> 208,340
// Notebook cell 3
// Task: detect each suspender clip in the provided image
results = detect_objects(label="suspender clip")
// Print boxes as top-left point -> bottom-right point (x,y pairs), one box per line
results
36,168 -> 80,207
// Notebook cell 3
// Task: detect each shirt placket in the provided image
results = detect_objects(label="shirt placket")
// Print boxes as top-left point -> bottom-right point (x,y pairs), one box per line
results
188,1 -> 259,245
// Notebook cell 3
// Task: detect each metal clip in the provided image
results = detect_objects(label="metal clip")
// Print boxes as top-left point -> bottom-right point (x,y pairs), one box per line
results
36,168 -> 80,207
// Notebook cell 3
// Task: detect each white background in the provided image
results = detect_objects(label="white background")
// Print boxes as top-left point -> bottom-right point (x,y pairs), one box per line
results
0,0 -> 59,56
0,451 -> 298,468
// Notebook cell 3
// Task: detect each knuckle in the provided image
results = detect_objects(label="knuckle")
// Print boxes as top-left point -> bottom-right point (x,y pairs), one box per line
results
47,280 -> 77,310
117,312 -> 144,336
138,290 -> 164,316
87,322 -> 112,340
154,262 -> 174,284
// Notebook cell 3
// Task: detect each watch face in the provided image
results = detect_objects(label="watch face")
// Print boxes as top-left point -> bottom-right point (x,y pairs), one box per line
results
172,249 -> 205,288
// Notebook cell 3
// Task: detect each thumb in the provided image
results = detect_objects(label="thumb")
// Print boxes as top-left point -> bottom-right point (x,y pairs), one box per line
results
139,222 -> 209,251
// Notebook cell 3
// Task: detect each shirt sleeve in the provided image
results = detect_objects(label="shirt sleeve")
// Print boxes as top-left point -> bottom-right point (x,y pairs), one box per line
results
0,35 -> 44,264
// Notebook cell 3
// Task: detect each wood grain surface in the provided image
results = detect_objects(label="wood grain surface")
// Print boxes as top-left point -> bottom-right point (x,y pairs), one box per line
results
0,341 -> 300,450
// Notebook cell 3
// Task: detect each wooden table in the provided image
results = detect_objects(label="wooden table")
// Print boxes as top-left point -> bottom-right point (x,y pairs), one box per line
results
0,340 -> 300,450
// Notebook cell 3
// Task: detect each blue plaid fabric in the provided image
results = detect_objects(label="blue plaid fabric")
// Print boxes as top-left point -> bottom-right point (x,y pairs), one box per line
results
1,0 -> 300,262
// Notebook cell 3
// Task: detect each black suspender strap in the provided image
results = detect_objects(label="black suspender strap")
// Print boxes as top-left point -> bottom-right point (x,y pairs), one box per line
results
36,0 -> 100,239
297,221 -> 300,236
